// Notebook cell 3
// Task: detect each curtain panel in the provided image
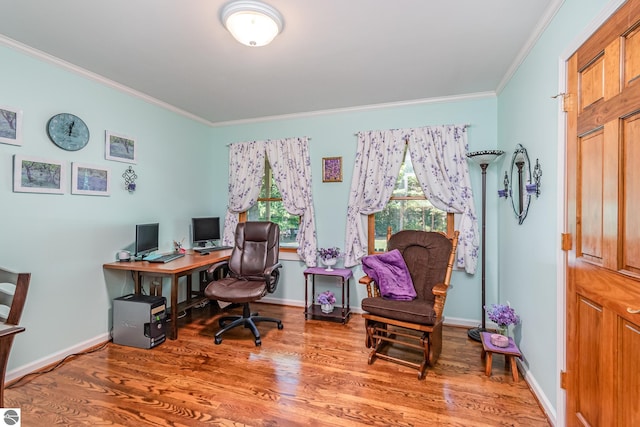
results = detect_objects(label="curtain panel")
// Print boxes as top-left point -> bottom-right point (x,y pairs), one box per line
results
407,125 -> 478,274
265,137 -> 318,266
344,130 -> 407,267
223,141 -> 266,245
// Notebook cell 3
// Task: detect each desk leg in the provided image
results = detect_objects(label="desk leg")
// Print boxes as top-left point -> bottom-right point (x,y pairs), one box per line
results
169,275 -> 179,340
134,272 -> 142,294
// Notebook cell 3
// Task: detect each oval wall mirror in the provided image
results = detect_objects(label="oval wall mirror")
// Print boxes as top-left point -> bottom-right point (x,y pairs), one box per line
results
510,144 -> 532,224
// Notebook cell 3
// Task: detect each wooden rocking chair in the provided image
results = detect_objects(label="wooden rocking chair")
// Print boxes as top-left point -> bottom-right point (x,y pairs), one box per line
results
359,230 -> 458,379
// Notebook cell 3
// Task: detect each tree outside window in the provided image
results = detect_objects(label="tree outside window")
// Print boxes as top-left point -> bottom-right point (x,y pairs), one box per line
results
368,146 -> 453,253
244,161 -> 300,250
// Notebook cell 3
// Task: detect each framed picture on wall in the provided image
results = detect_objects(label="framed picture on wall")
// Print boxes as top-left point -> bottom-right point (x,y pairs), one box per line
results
105,131 -> 137,163
71,162 -> 111,196
0,104 -> 23,146
13,155 -> 66,194
322,157 -> 342,182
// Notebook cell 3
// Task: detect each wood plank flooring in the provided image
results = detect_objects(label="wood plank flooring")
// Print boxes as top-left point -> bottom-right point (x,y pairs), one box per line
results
5,303 -> 550,426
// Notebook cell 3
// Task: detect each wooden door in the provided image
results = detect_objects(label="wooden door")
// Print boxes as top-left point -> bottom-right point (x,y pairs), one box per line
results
565,1 -> 640,425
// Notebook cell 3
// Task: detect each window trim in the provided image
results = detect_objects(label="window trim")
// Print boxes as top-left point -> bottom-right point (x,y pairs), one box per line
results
367,207 -> 454,255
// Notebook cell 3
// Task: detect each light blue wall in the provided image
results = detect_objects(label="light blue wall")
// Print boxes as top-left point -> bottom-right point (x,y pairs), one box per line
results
0,45 -> 219,371
211,97 -> 499,324
497,0 -> 611,418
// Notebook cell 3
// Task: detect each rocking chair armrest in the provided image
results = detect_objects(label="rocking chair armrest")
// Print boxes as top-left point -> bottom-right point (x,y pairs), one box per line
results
432,283 -> 449,320
359,275 -> 379,298
432,282 -> 448,297
359,275 -> 373,286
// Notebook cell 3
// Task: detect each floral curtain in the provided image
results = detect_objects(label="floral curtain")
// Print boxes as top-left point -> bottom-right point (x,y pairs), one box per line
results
222,141 -> 266,244
344,130 -> 407,267
407,125 -> 478,274
265,137 -> 318,266
343,125 -> 478,274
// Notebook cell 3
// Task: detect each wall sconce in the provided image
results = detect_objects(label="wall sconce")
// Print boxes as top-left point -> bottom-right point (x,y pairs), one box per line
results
498,171 -> 509,198
123,166 -> 137,193
527,158 -> 542,197
500,144 -> 542,224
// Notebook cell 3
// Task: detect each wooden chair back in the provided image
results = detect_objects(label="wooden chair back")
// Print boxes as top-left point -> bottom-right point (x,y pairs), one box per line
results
0,268 -> 30,325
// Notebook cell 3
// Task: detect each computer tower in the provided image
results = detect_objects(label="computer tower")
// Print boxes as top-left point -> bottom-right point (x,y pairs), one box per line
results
113,294 -> 166,349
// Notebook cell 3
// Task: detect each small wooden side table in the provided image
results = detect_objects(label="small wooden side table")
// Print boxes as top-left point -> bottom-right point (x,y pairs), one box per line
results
480,332 -> 522,382
303,267 -> 352,323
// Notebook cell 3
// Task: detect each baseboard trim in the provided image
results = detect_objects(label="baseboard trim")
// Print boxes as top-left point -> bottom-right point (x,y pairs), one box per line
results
518,359 -> 557,426
6,333 -> 110,383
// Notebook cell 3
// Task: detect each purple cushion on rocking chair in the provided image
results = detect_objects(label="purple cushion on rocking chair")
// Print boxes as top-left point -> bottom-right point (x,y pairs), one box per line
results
362,249 -> 416,301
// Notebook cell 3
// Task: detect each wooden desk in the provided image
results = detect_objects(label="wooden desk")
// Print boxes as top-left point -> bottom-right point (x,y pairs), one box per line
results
1,323 -> 25,407
103,249 -> 231,340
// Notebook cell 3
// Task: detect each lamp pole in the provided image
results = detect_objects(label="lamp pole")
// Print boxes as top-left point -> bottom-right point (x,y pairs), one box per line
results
466,150 -> 504,342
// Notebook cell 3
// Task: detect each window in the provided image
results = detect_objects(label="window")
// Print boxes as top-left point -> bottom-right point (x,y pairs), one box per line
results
242,161 -> 300,250
368,146 -> 454,253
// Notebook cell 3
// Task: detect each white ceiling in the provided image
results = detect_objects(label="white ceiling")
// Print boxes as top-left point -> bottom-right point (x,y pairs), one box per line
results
0,0 -> 561,125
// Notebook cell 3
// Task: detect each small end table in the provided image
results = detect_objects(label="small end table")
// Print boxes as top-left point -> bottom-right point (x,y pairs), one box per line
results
480,332 -> 522,382
304,267 -> 352,323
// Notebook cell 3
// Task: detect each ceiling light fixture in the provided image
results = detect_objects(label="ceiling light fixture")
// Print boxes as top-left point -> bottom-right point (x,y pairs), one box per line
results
221,0 -> 284,47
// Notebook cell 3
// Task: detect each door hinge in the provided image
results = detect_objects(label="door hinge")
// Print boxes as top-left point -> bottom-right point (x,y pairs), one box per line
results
561,233 -> 572,251
560,370 -> 568,389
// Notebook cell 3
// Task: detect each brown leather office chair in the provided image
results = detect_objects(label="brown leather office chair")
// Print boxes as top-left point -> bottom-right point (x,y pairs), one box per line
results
204,221 -> 283,346
0,267 -> 30,407
359,230 -> 459,379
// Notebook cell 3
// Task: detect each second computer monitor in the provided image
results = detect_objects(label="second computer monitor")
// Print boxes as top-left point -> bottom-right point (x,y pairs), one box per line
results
192,217 -> 220,247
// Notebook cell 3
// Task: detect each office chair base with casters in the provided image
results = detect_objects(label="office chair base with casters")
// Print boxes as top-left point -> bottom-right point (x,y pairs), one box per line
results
214,302 -> 283,346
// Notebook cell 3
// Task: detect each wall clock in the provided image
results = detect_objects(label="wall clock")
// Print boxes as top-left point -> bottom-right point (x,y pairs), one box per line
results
46,113 -> 90,151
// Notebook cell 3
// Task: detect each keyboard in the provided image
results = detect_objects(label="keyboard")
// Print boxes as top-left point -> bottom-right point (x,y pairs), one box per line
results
194,246 -> 232,254
147,253 -> 185,263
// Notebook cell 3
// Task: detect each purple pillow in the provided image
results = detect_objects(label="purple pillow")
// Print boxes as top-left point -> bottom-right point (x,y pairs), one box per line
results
362,249 -> 416,301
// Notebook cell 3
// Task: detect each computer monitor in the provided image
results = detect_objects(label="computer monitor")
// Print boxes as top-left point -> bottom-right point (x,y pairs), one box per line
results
192,217 -> 220,248
135,223 -> 159,258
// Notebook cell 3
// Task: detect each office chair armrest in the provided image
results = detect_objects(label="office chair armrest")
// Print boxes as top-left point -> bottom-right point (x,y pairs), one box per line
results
206,260 -> 229,281
263,262 -> 282,293
263,262 -> 282,277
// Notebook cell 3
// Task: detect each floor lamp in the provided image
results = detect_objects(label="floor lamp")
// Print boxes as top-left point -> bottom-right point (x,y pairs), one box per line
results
466,150 -> 504,342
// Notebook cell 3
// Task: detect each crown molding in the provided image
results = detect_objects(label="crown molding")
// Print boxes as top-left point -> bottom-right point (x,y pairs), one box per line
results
0,34 -> 215,127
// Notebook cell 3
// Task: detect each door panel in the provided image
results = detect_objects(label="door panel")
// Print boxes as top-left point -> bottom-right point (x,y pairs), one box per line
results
575,296 -> 603,426
579,131 -> 603,262
617,319 -> 640,426
623,114 -> 640,274
624,26 -> 640,85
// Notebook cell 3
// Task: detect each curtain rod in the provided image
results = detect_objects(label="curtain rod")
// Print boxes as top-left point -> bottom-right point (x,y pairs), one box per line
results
353,123 -> 471,136
226,136 -> 312,147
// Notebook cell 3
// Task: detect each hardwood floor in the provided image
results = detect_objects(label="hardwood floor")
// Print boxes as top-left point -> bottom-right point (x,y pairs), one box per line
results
5,303 -> 550,426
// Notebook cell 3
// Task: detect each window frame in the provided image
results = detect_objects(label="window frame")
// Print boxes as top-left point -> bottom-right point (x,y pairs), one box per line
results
367,147 -> 455,254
